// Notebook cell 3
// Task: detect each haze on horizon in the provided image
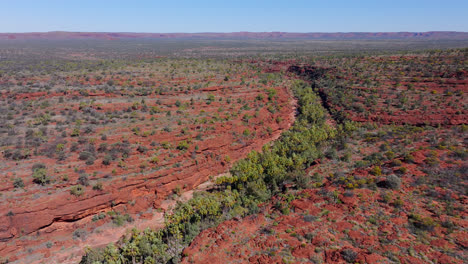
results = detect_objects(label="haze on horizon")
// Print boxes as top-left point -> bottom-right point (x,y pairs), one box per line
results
1,0 -> 467,33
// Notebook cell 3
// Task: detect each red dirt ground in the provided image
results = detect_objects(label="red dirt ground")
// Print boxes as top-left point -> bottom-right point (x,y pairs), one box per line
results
0,60 -> 296,263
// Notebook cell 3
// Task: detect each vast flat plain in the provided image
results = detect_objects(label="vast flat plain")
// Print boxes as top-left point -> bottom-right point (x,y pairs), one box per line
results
0,38 -> 466,263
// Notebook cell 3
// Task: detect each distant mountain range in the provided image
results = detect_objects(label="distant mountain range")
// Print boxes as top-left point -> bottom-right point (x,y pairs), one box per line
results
1,31 -> 467,40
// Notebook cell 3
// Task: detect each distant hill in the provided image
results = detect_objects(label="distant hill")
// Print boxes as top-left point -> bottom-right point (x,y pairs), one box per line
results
1,31 -> 468,40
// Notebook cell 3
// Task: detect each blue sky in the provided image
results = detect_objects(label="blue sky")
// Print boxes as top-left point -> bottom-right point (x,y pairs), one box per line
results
1,0 -> 467,33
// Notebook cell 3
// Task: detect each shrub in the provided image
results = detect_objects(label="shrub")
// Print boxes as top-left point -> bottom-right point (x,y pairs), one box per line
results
391,159 -> 402,167
57,151 -> 67,161
409,213 -> 437,231
173,185 -> 182,196
79,151 -> 94,161
93,182 -> 103,191
393,196 -> 404,207
377,174 -> 401,190
364,152 -> 384,165
161,141 -> 172,149
32,168 -> 50,185
136,145 -> 148,153
404,153 -> 415,163
13,178 -> 24,188
70,185 -> 85,196
397,166 -> 408,174
98,143 -> 108,152
354,160 -> 368,168
55,143 -> 65,153
340,152 -> 351,162
83,126 -> 94,134
149,156 -> 159,164
371,166 -> 382,176
206,94 -> 215,104
177,140 -> 189,151
112,213 -> 133,226
70,128 -> 80,137
73,229 -> 87,241
92,213 -> 106,222
325,148 -> 338,160
380,191 -> 393,203
267,88 -> 277,100
425,156 -> 439,167
451,148 -> 467,159
385,151 -> 395,160
386,175 -> 401,190
303,215 -> 317,223
70,142 -> 79,152
78,173 -> 90,186
304,233 -> 315,241
341,249 -> 358,263
85,156 -> 95,165
102,155 -> 112,165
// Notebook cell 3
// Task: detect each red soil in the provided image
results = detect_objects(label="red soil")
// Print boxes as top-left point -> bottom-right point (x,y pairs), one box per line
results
181,55 -> 467,264
0,63 -> 296,263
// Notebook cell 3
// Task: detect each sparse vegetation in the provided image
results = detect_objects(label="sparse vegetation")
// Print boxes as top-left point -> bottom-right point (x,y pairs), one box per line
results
0,38 -> 465,264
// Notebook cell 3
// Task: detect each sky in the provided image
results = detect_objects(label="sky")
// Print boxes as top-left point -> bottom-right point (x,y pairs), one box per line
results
1,0 -> 467,33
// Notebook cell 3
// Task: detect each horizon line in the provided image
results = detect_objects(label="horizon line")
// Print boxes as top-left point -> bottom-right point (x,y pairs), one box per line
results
1,30 -> 468,34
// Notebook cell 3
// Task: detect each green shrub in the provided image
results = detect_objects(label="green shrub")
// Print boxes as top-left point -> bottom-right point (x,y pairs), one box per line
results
173,185 -> 182,196
177,140 -> 189,151
371,166 -> 382,176
32,168 -> 50,185
404,153 -> 415,163
397,166 -> 408,174
93,182 -> 103,191
70,185 -> 85,196
385,151 -> 395,160
425,156 -> 439,167
112,213 -> 133,226
70,128 -> 80,137
79,151 -> 94,161
409,213 -> 437,231
92,213 -> 106,222
149,156 -> 159,164
13,178 -> 24,188
391,159 -> 402,167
